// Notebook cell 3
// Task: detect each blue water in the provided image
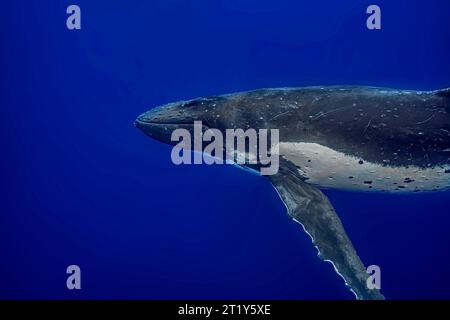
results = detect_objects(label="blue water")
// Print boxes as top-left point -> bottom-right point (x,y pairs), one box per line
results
1,0 -> 450,299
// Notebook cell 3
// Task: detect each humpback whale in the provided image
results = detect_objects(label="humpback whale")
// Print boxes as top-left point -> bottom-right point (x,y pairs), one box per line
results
135,86 -> 450,300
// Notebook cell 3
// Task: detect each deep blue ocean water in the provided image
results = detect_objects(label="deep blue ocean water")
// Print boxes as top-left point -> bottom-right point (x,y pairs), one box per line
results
1,0 -> 450,299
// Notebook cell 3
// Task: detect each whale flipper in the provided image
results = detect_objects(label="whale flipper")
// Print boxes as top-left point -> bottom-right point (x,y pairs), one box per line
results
269,161 -> 385,300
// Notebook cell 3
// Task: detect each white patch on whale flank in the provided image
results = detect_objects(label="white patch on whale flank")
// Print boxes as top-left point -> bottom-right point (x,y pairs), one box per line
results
275,142 -> 450,192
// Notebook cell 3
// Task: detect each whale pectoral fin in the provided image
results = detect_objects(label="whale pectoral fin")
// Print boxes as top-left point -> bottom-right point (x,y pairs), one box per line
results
268,162 -> 384,300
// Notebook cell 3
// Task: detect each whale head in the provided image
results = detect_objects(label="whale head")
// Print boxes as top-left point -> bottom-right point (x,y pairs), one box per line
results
135,96 -> 233,146
134,89 -> 299,146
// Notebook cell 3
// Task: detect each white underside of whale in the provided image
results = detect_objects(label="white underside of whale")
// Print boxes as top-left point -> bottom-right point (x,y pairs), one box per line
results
277,142 -> 450,193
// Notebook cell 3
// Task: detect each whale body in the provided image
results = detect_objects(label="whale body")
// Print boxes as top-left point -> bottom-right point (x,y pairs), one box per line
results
135,86 -> 450,299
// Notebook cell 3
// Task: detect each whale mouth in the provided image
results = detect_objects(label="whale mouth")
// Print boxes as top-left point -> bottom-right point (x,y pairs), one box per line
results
135,105 -> 211,146
134,110 -> 205,132
135,107 -> 196,126
134,118 -> 193,128
135,119 -> 199,146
